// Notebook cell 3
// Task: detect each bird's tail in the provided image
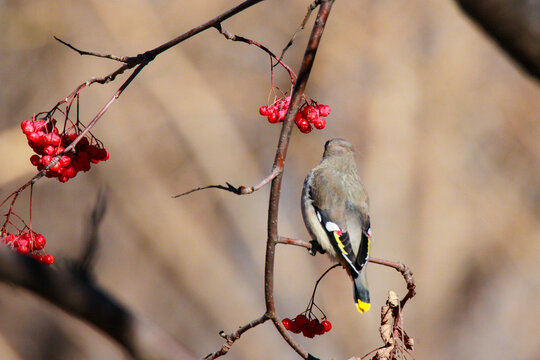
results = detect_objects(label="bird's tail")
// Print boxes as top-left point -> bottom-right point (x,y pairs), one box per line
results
353,269 -> 370,313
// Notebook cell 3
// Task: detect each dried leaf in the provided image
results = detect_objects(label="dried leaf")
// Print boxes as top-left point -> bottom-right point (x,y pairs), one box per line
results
381,305 -> 392,324
388,291 -> 399,308
404,333 -> 414,350
380,324 -> 394,345
376,346 -> 392,360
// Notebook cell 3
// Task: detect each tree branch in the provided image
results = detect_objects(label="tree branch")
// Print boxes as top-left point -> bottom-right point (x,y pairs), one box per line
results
455,0 -> 540,80
0,246 -> 195,360
173,168 -> 281,198
277,237 -> 417,309
203,314 -> 269,360
54,36 -> 130,63
264,1 -> 334,359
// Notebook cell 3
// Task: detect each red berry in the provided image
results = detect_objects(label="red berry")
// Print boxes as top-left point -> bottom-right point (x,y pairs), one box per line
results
32,120 -> 44,131
30,154 -> 40,166
16,245 -> 30,255
27,132 -> 40,143
305,106 -> 319,122
41,254 -> 55,265
316,322 -> 325,335
282,318 -> 292,330
58,175 -> 69,183
259,105 -> 269,116
302,326 -> 315,339
312,118 -> 326,130
295,314 -> 309,327
321,320 -> 332,332
75,137 -> 89,151
4,234 -> 17,245
59,155 -> 71,167
21,121 -> 35,135
62,166 -> 77,178
300,125 -> 313,134
35,131 -> 47,146
40,155 -> 52,166
297,119 -> 312,133
45,170 -> 57,178
50,161 -> 62,172
62,133 -> 77,147
44,145 -> 56,156
289,321 -> 301,334
296,116 -> 309,127
17,238 -> 29,248
49,133 -> 62,146
278,110 -> 287,122
317,104 -> 331,117
33,234 -> 46,250
267,112 -> 279,123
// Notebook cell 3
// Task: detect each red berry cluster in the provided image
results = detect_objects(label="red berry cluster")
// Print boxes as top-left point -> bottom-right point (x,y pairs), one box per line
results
281,314 -> 332,339
21,119 -> 109,183
1,231 -> 55,265
259,96 -> 331,134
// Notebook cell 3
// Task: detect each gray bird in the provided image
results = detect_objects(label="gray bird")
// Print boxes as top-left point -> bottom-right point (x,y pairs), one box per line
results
302,138 -> 372,313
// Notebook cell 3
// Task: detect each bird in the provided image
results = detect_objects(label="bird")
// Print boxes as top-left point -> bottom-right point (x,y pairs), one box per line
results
301,138 -> 372,313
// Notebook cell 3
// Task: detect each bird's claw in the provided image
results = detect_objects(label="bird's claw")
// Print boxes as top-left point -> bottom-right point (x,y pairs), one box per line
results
309,240 -> 325,256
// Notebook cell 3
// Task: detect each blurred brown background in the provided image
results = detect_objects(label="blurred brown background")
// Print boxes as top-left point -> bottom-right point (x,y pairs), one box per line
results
1,1 -> 539,359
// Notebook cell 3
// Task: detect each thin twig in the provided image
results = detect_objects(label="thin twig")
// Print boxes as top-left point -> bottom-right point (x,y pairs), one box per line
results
173,168 -> 281,198
54,36 -> 130,63
277,236 -> 314,248
279,0 -> 322,60
215,24 -> 297,85
368,257 -> 416,309
203,314 -> 269,360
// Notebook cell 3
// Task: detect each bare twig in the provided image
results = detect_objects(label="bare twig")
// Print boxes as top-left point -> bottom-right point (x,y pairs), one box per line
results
277,236 -> 314,248
174,168 -> 281,198
263,1 -> 334,359
368,258 -> 416,309
54,36 -> 129,63
204,314 -> 269,360
279,0 -> 322,60
215,25 -> 297,84
58,0 -> 266,88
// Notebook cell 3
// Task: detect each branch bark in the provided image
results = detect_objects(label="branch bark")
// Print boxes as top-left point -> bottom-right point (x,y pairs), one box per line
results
263,1 -> 335,359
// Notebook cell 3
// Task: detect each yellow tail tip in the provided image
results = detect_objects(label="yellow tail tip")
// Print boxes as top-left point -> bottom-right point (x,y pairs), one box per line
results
356,300 -> 371,313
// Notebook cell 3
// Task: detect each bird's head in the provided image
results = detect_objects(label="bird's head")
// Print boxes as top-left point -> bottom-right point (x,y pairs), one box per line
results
323,138 -> 355,158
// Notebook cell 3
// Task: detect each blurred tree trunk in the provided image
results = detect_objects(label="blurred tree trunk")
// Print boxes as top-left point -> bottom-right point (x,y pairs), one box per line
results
455,0 -> 540,80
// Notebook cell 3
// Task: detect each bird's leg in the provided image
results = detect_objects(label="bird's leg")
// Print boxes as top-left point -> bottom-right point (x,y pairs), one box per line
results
309,240 -> 326,256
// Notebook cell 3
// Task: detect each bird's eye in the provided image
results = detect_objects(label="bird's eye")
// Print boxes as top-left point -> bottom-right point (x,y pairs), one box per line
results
324,140 -> 331,150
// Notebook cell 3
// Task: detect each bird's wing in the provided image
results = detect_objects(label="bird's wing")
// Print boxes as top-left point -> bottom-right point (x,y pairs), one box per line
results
314,207 -> 360,276
307,168 -> 369,275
